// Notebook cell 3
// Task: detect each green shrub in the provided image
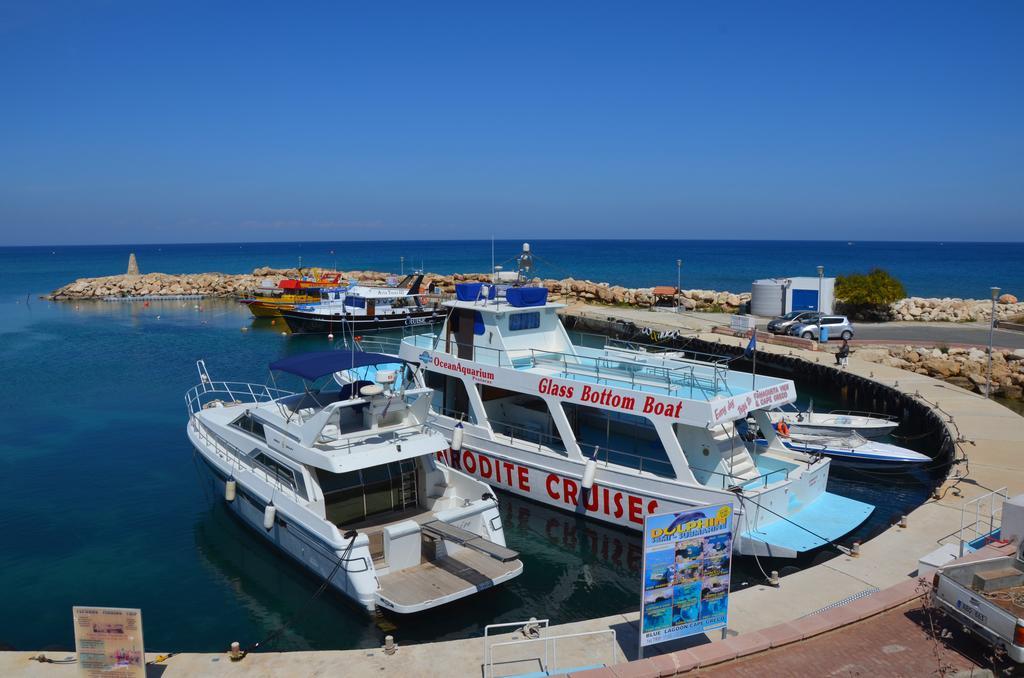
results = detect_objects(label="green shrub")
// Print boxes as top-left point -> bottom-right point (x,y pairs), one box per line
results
835,269 -> 906,321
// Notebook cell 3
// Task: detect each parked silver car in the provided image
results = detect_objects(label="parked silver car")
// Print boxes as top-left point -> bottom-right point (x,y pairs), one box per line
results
790,315 -> 854,341
766,310 -> 823,335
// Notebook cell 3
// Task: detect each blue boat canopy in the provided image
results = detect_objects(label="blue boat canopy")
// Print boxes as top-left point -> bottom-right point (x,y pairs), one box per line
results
506,287 -> 548,307
269,351 -> 406,381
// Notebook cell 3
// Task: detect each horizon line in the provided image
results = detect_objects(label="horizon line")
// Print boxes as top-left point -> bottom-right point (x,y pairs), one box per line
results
3,237 -> 1024,249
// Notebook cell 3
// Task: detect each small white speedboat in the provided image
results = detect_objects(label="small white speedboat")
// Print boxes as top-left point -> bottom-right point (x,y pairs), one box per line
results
768,406 -> 898,439
758,430 -> 930,466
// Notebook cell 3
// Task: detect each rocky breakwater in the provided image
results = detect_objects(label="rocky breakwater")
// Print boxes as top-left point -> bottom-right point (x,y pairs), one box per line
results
48,268 -> 301,300
889,294 -> 1022,322
49,267 -> 751,312
854,345 -> 1024,400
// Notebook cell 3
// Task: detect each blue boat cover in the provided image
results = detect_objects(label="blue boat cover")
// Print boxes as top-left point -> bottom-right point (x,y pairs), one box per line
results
455,282 -> 496,301
741,491 -> 874,555
506,287 -> 548,307
269,351 -> 405,380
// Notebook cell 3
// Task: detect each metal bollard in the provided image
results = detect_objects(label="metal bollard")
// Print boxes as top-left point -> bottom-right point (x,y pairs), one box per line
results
768,570 -> 780,586
384,635 -> 397,655
899,515 -> 908,529
850,541 -> 861,557
229,642 -> 242,661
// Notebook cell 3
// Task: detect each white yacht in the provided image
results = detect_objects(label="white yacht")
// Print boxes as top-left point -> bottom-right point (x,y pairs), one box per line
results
395,283 -> 875,558
185,350 -> 522,614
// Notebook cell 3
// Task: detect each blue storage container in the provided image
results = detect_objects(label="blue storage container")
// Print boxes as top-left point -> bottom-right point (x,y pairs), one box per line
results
819,326 -> 830,342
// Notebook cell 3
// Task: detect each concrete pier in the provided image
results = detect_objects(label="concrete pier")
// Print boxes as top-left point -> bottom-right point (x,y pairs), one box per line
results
5,304 -> 1024,676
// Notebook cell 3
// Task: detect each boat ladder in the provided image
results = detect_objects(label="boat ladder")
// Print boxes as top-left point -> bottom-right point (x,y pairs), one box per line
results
399,458 -> 418,510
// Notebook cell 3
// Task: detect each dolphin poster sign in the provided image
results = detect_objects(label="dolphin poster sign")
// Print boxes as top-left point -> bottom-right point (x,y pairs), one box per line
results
639,504 -> 734,647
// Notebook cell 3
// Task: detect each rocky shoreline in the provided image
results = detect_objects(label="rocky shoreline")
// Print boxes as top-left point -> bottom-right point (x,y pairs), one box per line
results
853,345 -> 1024,400
889,295 -> 1022,322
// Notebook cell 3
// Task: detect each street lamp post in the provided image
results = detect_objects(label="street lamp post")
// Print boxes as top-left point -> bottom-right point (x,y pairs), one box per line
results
987,286 -> 1000,399
676,259 -> 682,313
816,265 -> 824,313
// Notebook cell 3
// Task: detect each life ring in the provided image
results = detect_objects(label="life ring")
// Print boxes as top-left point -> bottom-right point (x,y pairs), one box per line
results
777,420 -> 790,437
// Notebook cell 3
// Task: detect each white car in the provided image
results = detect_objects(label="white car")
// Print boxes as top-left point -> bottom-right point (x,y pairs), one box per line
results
791,315 -> 854,341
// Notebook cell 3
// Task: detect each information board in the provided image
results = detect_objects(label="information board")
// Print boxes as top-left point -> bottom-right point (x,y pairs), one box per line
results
639,504 -> 734,647
72,606 -> 146,678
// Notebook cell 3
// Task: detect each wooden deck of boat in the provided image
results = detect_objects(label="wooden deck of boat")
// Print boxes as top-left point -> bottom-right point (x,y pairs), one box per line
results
377,549 -> 522,608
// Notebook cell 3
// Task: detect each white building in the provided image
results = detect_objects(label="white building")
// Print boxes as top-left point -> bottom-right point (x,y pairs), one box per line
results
750,276 -> 835,316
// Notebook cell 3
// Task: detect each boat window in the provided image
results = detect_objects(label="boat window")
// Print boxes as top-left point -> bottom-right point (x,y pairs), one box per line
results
562,402 -> 675,478
424,370 -> 478,424
480,387 -> 566,454
231,412 -> 266,441
317,463 -> 415,527
508,312 -> 540,332
250,451 -> 307,499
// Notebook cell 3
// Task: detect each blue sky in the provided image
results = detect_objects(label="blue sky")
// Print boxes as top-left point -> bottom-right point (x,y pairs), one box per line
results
0,1 -> 1021,245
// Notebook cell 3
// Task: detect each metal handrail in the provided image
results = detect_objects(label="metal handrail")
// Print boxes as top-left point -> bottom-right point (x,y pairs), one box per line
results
579,441 -> 675,478
486,628 -> 617,678
488,418 -> 567,454
959,487 -> 1009,557
185,380 -> 293,416
190,417 -> 302,502
826,409 -> 900,423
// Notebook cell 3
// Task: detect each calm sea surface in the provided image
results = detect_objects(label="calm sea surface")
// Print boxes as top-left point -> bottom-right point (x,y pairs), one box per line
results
0,241 -> 966,651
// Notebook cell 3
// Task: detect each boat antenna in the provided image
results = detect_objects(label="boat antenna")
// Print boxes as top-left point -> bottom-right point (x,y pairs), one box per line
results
491,235 -> 495,281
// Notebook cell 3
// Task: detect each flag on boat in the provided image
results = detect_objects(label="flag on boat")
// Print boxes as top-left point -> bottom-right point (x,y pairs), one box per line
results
744,332 -> 757,358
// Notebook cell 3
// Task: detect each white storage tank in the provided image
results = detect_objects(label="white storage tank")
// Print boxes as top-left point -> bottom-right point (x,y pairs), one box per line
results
751,277 -> 835,316
751,279 -> 786,317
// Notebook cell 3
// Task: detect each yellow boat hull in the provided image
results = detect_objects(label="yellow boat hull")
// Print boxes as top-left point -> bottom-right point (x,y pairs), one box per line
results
246,294 -> 320,318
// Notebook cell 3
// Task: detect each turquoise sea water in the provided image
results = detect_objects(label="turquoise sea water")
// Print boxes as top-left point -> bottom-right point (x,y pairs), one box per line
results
0,242 -> 949,652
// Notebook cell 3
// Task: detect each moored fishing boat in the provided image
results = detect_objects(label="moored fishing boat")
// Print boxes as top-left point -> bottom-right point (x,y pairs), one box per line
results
241,270 -> 346,318
184,350 -> 522,614
280,273 -> 445,334
393,278 -> 875,558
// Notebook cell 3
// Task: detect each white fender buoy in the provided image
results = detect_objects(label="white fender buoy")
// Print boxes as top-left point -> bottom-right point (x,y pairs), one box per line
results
451,422 -> 464,452
582,458 -> 597,491
327,333 -> 334,341
263,504 -> 276,530
225,479 -> 236,502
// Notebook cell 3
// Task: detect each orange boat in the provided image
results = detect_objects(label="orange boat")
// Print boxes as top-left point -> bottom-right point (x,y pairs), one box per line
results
241,270 -> 346,318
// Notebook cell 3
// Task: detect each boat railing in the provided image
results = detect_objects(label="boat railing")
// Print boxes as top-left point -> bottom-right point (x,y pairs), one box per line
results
487,418 -> 569,456
826,409 -> 900,423
315,417 -> 433,453
579,442 -> 676,479
688,462 -> 791,490
529,348 -> 726,399
185,380 -> 293,416
190,417 -> 304,503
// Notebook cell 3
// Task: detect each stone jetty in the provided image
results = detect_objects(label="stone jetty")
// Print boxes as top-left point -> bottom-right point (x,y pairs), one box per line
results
47,267 -> 753,312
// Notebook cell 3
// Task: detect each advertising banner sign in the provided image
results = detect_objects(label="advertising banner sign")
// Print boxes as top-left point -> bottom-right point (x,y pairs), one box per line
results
639,504 -> 733,647
72,606 -> 146,678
